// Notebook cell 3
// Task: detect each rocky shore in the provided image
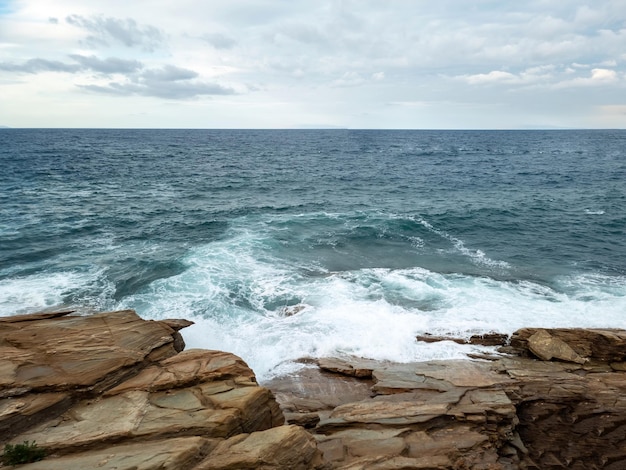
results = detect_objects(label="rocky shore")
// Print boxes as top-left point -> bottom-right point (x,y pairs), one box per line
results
1,310 -> 625,469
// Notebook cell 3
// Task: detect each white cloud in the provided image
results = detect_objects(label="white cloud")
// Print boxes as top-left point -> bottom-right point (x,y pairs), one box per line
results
590,68 -> 618,81
553,67 -> 620,88
2,0 -> 626,128
65,14 -> 166,51
462,70 -> 517,85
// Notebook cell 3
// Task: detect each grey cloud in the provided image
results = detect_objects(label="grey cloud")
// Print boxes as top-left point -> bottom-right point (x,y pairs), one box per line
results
68,55 -> 142,74
78,79 -> 235,100
142,65 -> 198,81
65,14 -> 166,51
48,17 -> 59,24
0,53 -> 231,99
0,58 -> 80,73
202,33 -> 237,50
78,65 -> 235,99
0,56 -> 141,75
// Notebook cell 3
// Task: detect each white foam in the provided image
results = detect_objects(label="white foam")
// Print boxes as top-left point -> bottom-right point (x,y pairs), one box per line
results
118,232 -> 626,381
413,216 -> 511,269
0,270 -> 110,316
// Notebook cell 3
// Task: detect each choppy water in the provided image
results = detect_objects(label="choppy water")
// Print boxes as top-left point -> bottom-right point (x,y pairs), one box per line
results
1,129 -> 625,379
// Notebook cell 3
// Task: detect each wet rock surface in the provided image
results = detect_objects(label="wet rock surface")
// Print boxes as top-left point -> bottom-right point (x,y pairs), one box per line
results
0,310 -> 321,469
268,329 -> 626,469
1,311 -> 625,469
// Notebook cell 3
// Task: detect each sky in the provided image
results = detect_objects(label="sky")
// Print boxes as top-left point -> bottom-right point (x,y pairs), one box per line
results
1,0 -> 626,129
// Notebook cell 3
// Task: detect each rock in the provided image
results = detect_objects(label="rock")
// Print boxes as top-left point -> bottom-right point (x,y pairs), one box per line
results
468,332 -> 509,346
281,304 -> 306,316
0,309 -> 185,441
0,309 -> 181,396
264,365 -> 372,413
285,412 -> 321,428
0,310 -> 321,470
510,327 -> 626,362
318,357 -> 382,378
415,332 -> 508,346
104,349 -> 258,395
415,333 -> 467,345
526,329 -> 587,364
3,312 -> 626,470
195,425 -> 323,470
265,334 -> 626,469
0,310 -> 74,323
15,437 -> 214,470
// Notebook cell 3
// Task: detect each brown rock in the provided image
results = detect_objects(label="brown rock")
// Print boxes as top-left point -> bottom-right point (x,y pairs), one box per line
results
510,327 -> 626,362
105,349 -> 258,395
195,425 -> 323,470
264,366 -> 372,413
415,332 -> 508,346
285,411 -> 321,428
526,329 -> 587,364
318,357 -> 381,378
11,359 -> 283,453
4,312 -> 626,470
0,310 -> 182,396
16,437 -> 215,470
1,310 -> 309,469
468,332 -> 509,346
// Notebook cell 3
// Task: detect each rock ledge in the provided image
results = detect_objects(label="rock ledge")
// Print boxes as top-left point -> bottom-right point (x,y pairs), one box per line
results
2,312 -> 626,469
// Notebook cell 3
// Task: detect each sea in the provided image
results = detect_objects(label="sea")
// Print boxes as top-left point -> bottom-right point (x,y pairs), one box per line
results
1,129 -> 625,380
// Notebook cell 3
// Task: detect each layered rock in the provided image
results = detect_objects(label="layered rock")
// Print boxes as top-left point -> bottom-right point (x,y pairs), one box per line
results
0,310 -> 322,469
268,329 -> 626,469
2,310 -> 626,469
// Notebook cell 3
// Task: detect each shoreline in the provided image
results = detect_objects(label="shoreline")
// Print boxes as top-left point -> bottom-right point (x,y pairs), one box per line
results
1,309 -> 625,469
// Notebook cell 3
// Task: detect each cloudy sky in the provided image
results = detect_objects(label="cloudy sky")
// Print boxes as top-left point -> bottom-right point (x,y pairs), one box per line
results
1,0 -> 625,128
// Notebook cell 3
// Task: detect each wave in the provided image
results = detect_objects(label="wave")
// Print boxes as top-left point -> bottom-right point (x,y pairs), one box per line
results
2,210 -> 625,381
0,268 -> 114,315
111,214 -> 626,380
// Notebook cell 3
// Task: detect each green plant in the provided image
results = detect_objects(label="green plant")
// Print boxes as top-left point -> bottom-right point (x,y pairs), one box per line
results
1,441 -> 46,466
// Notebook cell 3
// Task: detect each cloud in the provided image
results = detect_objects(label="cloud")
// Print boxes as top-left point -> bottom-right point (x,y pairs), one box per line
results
0,55 -> 141,75
201,33 -> 237,50
332,71 -> 365,88
65,14 -> 166,51
78,65 -> 236,99
554,67 -> 620,88
141,65 -> 197,81
0,55 -> 234,100
78,80 -> 235,100
68,54 -> 142,74
3,1 -> 626,128
457,67 -> 554,86
455,63 -> 621,89
590,68 -> 618,81
463,70 -> 517,85
0,58 -> 80,73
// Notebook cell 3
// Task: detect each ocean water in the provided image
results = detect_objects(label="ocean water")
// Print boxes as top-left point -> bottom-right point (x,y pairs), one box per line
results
1,129 -> 625,380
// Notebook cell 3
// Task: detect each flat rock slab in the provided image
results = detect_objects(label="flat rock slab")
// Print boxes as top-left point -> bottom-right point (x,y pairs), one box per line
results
4,313 -> 626,470
1,310 -> 323,470
510,327 -> 626,363
106,349 -> 258,395
0,309 -> 180,395
16,437 -> 214,470
196,425 -> 323,470
12,360 -> 283,453
264,366 -> 373,413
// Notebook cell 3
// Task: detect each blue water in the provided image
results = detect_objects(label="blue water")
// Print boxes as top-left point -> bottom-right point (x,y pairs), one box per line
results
1,129 -> 625,379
